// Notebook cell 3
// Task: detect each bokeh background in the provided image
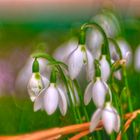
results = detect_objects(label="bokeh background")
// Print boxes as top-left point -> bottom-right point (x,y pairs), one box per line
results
0,0 -> 140,138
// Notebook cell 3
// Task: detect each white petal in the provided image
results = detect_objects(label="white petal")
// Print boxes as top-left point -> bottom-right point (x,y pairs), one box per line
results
92,78 -> 107,107
102,104 -> 116,134
42,76 -> 50,87
68,46 -> 84,79
34,88 -> 46,111
114,70 -> 122,80
86,29 -> 102,59
84,81 -> 93,105
58,87 -> 67,116
109,42 -> 120,61
86,50 -> 94,81
44,84 -> 59,115
100,55 -> 110,81
27,73 -> 44,102
112,107 -> 120,132
90,108 -> 102,132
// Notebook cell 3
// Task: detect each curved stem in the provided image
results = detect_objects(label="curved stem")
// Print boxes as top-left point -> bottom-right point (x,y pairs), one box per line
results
108,37 -> 122,59
32,52 -> 68,68
80,22 -> 111,65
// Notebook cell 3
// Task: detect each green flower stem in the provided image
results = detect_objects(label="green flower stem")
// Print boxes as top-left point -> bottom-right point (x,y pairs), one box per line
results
94,59 -> 101,78
73,80 -> 89,121
50,69 -> 57,83
80,22 -> 111,65
105,38 -> 127,138
57,66 -> 80,123
122,66 -> 133,111
32,53 -> 67,68
122,65 -> 136,137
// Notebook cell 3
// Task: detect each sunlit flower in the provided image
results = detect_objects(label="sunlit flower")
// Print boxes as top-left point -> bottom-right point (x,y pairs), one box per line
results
84,77 -> 108,107
27,72 -> 49,102
34,83 -> 67,116
100,55 -> 110,81
90,102 -> 120,134
68,45 -> 94,80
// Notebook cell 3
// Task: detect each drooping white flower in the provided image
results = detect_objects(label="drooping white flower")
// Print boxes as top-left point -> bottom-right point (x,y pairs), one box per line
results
84,77 -> 108,107
90,102 -> 120,134
16,57 -> 50,94
34,83 -> 67,116
134,46 -> 140,71
93,12 -> 120,37
117,39 -> 132,67
111,59 -> 122,80
27,72 -> 49,102
109,42 -> 120,61
100,55 -> 110,81
86,29 -> 103,59
68,45 -> 94,80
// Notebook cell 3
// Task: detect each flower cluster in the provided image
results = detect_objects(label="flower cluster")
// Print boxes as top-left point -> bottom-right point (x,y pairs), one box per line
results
27,11 -> 133,137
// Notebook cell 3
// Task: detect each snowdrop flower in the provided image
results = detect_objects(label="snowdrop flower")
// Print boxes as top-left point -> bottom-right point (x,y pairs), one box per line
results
16,57 -> 50,93
68,44 -> 94,80
111,59 -> 122,80
93,12 -> 120,37
34,83 -> 67,116
134,46 -> 140,71
117,39 -> 132,66
109,42 -> 120,61
84,77 -> 108,107
27,72 -> 49,102
86,29 -> 103,59
90,102 -> 120,134
100,55 -> 110,81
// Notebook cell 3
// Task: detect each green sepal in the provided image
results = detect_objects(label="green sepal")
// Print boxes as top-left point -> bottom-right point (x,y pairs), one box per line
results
32,58 -> 39,73
50,69 -> 57,83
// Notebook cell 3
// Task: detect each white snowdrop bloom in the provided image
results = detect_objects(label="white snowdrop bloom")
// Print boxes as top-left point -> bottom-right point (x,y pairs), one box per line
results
111,59 -> 122,80
117,39 -> 132,66
15,57 -> 50,93
86,29 -> 103,59
134,46 -> 140,71
84,77 -> 108,107
100,55 -> 110,81
68,45 -> 94,80
93,13 -> 120,37
34,83 -> 67,116
53,39 -> 77,63
90,102 -> 120,134
109,42 -> 120,61
27,72 -> 49,102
